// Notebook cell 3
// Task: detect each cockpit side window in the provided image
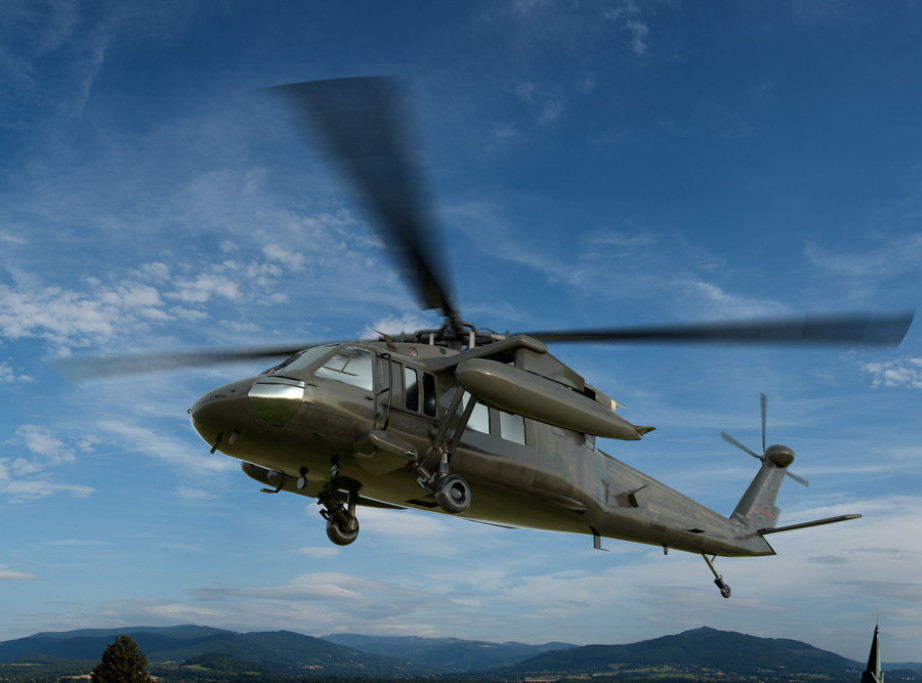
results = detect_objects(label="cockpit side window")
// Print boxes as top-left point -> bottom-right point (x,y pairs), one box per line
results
404,367 -> 419,411
422,373 -> 437,417
315,347 -> 374,391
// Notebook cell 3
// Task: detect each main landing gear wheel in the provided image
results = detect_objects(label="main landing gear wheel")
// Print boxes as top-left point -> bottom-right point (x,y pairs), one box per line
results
326,516 -> 359,546
435,475 -> 471,514
319,489 -> 359,546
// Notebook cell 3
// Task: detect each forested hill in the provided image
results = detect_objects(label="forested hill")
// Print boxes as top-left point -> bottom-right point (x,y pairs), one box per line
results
1,624 -> 920,681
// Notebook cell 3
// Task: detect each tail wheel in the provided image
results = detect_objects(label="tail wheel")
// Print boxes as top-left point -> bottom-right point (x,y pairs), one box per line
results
326,517 -> 359,546
435,475 -> 471,515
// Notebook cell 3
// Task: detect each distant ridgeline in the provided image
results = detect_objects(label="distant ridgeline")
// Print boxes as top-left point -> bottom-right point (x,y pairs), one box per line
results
0,624 -> 920,681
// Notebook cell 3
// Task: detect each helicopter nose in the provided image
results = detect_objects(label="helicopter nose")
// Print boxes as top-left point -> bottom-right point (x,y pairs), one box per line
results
189,377 -> 258,453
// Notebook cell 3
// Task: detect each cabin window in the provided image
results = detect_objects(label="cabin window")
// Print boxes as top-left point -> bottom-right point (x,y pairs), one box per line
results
315,347 -> 374,391
465,393 -> 490,434
422,373 -> 437,417
404,367 -> 419,411
499,411 -> 526,445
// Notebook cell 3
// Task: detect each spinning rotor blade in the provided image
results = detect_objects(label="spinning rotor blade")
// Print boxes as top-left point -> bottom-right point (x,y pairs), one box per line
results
723,394 -> 810,487
785,470 -> 810,487
48,342 -> 345,382
272,77 -> 458,322
721,431 -> 762,460
524,311 -> 914,347
720,431 -> 808,486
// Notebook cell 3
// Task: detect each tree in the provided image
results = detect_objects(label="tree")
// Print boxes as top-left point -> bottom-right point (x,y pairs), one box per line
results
91,634 -> 154,683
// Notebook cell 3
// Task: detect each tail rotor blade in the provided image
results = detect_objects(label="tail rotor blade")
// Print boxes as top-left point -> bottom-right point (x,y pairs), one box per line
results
786,470 -> 810,487
721,431 -> 762,461
760,393 -> 767,454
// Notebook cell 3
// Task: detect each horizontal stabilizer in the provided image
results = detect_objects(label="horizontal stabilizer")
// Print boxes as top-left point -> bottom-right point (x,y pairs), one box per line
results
759,513 -> 861,535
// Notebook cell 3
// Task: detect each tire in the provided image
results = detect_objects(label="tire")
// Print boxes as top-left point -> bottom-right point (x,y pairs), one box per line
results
435,475 -> 471,514
326,517 -> 359,546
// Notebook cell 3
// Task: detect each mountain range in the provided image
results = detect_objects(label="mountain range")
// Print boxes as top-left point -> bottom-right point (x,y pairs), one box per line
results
0,624 -> 919,681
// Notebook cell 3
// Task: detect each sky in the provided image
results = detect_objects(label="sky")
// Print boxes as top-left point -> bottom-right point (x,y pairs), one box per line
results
1,0 -> 921,664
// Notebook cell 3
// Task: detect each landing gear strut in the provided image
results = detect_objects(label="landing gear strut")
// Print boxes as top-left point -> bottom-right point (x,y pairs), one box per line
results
702,554 -> 731,598
319,489 -> 359,546
412,389 -> 473,515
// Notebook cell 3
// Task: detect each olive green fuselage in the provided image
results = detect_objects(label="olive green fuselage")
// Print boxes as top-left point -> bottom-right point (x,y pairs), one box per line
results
190,338 -> 776,558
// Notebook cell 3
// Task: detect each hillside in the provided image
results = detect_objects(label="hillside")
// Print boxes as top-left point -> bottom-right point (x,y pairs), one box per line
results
0,624 -> 919,681
0,626 -> 428,679
505,626 -> 873,680
323,633 -> 575,671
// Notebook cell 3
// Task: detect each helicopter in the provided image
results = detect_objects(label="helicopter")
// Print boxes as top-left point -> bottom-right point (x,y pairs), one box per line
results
56,77 -> 913,598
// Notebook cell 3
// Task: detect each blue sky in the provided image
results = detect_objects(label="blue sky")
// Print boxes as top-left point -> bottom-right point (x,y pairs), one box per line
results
2,0 -> 921,663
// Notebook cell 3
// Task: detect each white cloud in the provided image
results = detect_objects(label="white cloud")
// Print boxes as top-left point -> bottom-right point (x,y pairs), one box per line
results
95,420 -> 234,475
45,539 -> 110,547
674,277 -> 789,319
175,486 -> 219,501
863,357 -> 922,389
361,313 -> 436,339
604,1 -> 651,56
0,361 -> 33,383
297,546 -> 340,559
804,232 -> 922,279
626,19 -> 650,55
0,425 -> 95,501
0,284 -> 118,344
165,272 -> 241,305
537,96 -> 567,125
604,1 -> 640,24
513,81 -> 537,103
0,564 -> 40,581
262,243 -> 305,271
9,425 -> 74,466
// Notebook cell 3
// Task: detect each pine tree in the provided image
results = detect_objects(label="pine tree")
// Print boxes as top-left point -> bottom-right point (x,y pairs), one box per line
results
91,634 -> 154,683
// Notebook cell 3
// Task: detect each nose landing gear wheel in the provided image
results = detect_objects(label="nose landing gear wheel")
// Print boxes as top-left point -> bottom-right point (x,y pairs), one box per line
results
435,475 -> 471,514
326,517 -> 359,546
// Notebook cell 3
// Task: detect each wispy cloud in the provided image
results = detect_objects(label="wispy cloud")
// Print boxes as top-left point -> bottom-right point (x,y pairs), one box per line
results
297,546 -> 340,559
94,420 -> 234,475
0,564 -> 40,581
604,0 -> 651,56
804,232 -> 922,279
0,425 -> 95,501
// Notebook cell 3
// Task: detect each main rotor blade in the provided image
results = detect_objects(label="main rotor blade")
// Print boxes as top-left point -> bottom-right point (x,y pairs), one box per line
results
524,311 -> 914,347
721,431 -> 762,460
272,77 -> 458,322
48,342 -> 342,382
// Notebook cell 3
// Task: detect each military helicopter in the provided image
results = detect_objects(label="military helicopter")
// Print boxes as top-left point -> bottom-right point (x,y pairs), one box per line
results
56,78 -> 913,598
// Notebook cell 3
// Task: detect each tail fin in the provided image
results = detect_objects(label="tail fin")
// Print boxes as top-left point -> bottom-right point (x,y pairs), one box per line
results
730,442 -> 863,538
730,458 -> 788,531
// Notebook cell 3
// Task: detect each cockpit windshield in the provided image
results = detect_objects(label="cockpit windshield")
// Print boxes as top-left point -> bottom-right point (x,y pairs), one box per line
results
268,344 -> 337,375
267,344 -> 374,392
315,346 -> 374,391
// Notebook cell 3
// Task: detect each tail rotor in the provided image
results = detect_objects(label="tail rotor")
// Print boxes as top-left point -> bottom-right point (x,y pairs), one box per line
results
722,393 -> 808,487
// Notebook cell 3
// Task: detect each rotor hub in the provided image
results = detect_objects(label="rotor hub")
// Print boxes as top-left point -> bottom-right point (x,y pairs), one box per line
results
765,444 -> 795,468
